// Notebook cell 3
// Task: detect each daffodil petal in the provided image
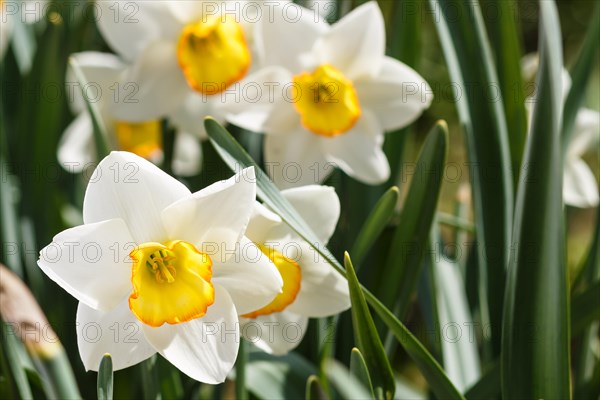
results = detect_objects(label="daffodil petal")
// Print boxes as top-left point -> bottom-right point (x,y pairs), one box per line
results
240,311 -> 308,355
313,1 -> 385,80
356,57 -> 433,131
66,51 -> 125,114
245,203 -> 282,244
142,284 -> 239,384
95,1 -> 178,61
281,185 -> 340,244
219,66 -> 293,133
322,110 -> 390,184
172,131 -> 202,177
83,151 -> 191,244
563,158 -> 600,208
568,108 -> 600,158
257,2 -> 328,71
57,113 -> 94,172
263,130 -> 330,189
285,242 -> 350,318
212,236 -> 283,315
76,300 -> 155,371
169,93 -> 216,140
110,40 -> 189,121
37,219 -> 134,311
161,167 -> 256,263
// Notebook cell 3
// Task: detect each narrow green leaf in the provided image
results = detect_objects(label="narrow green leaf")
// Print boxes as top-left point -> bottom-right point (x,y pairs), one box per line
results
362,290 -> 465,400
204,118 -> 463,400
350,186 -> 399,268
562,3 -> 600,147
486,0 -> 528,182
429,0 -> 514,355
97,354 -> 113,400
501,2 -> 571,398
38,349 -> 81,400
379,121 -> 448,317
0,322 -> 34,399
324,359 -> 372,400
235,339 -> 248,400
69,57 -> 110,160
345,253 -> 395,400
464,361 -> 501,400
306,375 -> 328,400
350,348 -> 375,398
139,356 -> 160,400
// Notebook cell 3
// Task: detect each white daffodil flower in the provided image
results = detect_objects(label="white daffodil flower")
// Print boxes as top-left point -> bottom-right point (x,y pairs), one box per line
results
37,152 -> 283,383
239,185 -> 350,355
522,54 -> 599,208
219,1 -> 433,188
93,0 -> 261,133
59,52 -> 202,176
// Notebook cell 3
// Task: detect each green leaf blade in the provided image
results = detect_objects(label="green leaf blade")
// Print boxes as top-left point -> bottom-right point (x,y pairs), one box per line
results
501,1 -> 571,398
97,354 -> 113,400
345,253 -> 395,400
379,121 -> 448,318
429,0 -> 514,356
350,186 -> 399,268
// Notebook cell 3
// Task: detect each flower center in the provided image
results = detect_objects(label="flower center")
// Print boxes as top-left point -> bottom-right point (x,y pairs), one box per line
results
292,64 -> 361,137
114,120 -> 163,161
242,244 -> 302,318
177,14 -> 251,95
128,240 -> 214,327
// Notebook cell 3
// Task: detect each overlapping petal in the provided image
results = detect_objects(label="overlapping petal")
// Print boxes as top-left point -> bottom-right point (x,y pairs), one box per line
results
95,1 -> 180,61
142,284 -> 239,383
322,110 -> 390,184
213,236 -> 283,315
313,2 -> 385,80
264,129 -> 330,188
57,113 -> 94,171
161,167 -> 256,261
37,218 -> 134,311
66,51 -> 126,113
83,152 -> 191,243
218,66 -> 293,133
172,131 -> 202,177
111,40 -> 189,121
284,242 -> 350,318
76,300 -> 155,371
356,57 -> 433,131
257,2 -> 328,71
563,158 -> 600,208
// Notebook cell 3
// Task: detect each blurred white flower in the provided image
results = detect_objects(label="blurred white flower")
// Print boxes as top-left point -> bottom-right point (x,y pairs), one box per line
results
220,1 -> 432,188
37,153 -> 282,382
522,54 -> 599,208
1,0 -> 46,58
60,52 -> 202,176
240,185 -> 350,355
94,0 -> 261,134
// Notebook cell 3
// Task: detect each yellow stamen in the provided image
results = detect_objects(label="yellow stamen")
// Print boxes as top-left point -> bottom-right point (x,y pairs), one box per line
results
129,241 -> 214,327
292,64 -> 361,137
242,244 -> 302,318
114,120 -> 162,161
177,14 -> 251,95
